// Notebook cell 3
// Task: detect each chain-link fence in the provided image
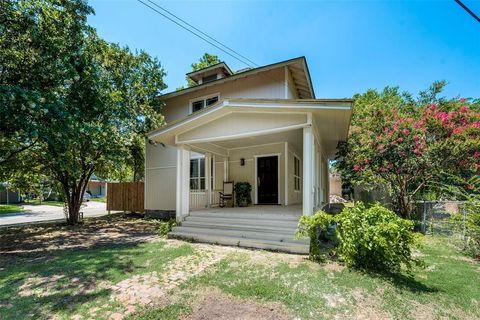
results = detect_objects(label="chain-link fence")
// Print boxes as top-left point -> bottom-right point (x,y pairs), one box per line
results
414,201 -> 467,237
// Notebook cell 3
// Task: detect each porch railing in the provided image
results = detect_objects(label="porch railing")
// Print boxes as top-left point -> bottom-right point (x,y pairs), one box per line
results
189,189 -> 221,209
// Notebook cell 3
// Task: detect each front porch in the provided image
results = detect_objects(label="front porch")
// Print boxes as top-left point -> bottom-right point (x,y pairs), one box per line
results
169,204 -> 309,254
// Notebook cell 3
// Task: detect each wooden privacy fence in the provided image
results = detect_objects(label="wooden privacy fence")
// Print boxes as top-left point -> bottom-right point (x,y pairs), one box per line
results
106,182 -> 144,212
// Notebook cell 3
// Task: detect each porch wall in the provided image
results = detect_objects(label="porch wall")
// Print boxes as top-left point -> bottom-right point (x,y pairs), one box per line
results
145,140 -> 178,212
228,143 -> 286,205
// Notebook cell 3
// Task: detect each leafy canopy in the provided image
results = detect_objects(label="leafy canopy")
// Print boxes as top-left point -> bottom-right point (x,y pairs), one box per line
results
0,0 -> 167,223
336,82 -> 480,218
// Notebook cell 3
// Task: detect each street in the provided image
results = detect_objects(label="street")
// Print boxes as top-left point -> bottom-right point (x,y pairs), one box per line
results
0,201 -> 110,227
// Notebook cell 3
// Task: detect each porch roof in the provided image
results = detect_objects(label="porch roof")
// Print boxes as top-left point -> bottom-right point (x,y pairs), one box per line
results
146,98 -> 353,158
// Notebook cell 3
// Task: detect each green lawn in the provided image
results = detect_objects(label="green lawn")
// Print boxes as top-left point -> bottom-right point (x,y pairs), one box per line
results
90,197 -> 106,203
25,199 -> 65,207
0,204 -> 25,215
0,219 -> 478,320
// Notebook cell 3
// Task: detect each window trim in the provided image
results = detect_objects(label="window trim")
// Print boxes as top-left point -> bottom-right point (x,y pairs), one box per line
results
293,154 -> 301,192
189,92 -> 220,114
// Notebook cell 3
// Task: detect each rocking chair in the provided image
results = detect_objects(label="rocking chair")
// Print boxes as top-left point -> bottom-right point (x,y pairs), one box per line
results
219,181 -> 234,208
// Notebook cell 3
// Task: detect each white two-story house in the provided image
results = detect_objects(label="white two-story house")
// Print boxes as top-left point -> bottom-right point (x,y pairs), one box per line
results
145,57 -> 352,253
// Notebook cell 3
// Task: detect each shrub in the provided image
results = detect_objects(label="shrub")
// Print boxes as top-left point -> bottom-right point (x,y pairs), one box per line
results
234,182 -> 252,207
336,202 -> 419,272
463,201 -> 480,259
296,211 -> 336,261
158,219 -> 177,236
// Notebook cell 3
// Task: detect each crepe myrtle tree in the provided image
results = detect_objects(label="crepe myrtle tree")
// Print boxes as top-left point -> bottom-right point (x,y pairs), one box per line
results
336,83 -> 480,218
0,0 -> 166,224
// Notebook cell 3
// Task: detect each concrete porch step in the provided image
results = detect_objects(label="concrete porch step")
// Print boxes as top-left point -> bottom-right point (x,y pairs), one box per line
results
189,210 -> 301,221
181,220 -> 298,234
172,226 -> 308,245
185,216 -> 300,229
168,231 -> 309,254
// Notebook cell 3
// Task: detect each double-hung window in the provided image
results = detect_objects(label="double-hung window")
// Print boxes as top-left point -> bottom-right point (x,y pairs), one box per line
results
190,94 -> 219,114
294,156 -> 301,191
189,157 -> 215,191
190,158 -> 205,190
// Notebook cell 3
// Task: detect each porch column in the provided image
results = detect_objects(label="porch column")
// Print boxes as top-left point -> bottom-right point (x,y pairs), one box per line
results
205,153 -> 212,208
303,125 -> 314,215
223,157 -> 229,181
176,145 -> 190,222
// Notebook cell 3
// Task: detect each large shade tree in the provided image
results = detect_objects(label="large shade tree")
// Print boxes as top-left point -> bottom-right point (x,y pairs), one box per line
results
0,0 -> 166,224
336,83 -> 480,218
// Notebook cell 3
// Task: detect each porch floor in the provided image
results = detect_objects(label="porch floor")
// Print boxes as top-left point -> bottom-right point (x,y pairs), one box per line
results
169,204 -> 308,254
190,204 -> 302,218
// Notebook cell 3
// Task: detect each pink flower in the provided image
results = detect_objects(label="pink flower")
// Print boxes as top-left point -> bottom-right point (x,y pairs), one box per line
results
402,128 -> 409,135
353,164 -> 361,171
390,141 -> 396,146
398,137 -> 404,143
460,98 -> 466,103
459,106 -> 469,113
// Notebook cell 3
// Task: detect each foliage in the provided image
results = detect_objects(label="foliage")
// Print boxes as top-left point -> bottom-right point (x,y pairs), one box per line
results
0,0 -> 167,224
463,200 -> 480,259
296,211 -> 336,261
158,219 -> 177,237
297,203 -> 420,272
185,52 -> 221,87
336,83 -> 480,218
335,203 -> 420,272
234,182 -> 252,207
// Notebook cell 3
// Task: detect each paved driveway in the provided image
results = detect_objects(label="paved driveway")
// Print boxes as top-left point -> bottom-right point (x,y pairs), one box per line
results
0,201 -> 110,227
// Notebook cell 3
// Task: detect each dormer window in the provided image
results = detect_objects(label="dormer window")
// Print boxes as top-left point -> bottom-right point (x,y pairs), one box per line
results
202,74 -> 217,83
190,93 -> 219,114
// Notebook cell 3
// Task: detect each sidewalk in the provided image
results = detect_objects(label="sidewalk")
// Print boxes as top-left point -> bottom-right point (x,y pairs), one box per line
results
0,201 -> 111,228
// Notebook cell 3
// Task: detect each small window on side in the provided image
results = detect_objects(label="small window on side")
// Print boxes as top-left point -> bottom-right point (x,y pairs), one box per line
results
206,96 -> 218,106
192,100 -> 204,113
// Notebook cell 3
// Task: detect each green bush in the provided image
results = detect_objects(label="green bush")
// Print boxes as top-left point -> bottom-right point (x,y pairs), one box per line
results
463,201 -> 480,259
296,211 -> 336,261
336,202 -> 419,272
234,182 -> 252,207
158,219 -> 177,236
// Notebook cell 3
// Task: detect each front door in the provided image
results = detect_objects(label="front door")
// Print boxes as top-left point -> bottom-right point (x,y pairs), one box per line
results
257,156 -> 278,204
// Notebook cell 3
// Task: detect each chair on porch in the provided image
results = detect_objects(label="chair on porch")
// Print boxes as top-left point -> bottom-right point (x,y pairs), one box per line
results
219,181 -> 234,208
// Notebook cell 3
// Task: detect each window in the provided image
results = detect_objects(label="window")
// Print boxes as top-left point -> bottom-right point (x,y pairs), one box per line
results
192,100 -> 204,113
205,96 -> 218,106
294,156 -> 301,191
190,158 -> 205,190
202,74 -> 217,83
190,94 -> 219,114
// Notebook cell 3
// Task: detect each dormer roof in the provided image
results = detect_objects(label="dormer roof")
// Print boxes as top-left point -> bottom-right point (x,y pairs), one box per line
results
186,62 -> 233,85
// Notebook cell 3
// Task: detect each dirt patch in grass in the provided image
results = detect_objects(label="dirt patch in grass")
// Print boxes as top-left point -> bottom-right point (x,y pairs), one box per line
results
247,250 -> 306,268
184,288 -> 292,320
0,216 -> 159,268
350,288 -> 391,320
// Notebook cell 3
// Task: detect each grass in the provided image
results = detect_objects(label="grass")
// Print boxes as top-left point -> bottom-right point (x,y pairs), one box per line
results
0,204 -> 25,215
90,197 -> 106,203
0,240 -> 195,319
25,199 -> 65,207
0,223 -> 478,319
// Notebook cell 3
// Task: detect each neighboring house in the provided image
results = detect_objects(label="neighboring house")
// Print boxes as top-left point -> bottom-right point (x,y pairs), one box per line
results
0,183 -> 21,204
86,175 -> 107,198
329,174 -> 342,197
145,57 -> 353,253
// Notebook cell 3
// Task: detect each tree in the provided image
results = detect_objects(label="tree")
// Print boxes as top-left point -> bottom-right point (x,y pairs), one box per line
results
1,0 -> 166,224
336,83 -> 480,218
186,53 -> 221,87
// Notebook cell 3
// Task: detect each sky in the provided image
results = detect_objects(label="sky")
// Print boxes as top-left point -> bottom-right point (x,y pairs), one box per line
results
88,0 -> 480,99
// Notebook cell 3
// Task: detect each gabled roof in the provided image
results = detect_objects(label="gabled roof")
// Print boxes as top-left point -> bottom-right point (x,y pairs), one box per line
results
162,57 -> 316,100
